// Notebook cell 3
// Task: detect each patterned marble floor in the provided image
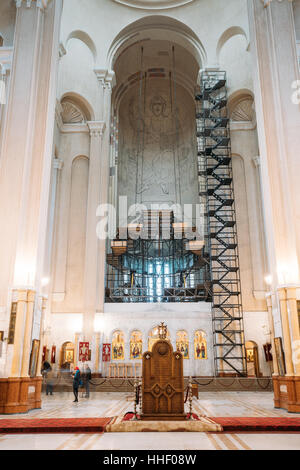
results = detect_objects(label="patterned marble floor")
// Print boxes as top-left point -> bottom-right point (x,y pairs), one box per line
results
0,392 -> 299,450
0,391 -> 297,420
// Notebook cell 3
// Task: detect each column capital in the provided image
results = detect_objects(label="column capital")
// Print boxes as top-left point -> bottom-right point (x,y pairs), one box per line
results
277,286 -> 287,301
27,289 -> 36,303
58,42 -> 66,60
87,120 -> 106,138
53,158 -> 64,171
94,69 -> 116,91
252,155 -> 261,168
285,286 -> 299,300
15,0 -> 50,10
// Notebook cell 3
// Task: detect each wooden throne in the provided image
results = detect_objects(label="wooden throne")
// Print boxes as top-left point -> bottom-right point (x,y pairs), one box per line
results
141,337 -> 186,421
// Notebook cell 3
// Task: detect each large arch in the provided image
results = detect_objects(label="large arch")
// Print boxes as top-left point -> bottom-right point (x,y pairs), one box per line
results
107,15 -> 206,71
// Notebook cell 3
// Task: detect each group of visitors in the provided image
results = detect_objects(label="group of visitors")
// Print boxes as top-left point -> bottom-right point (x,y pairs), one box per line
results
41,361 -> 92,403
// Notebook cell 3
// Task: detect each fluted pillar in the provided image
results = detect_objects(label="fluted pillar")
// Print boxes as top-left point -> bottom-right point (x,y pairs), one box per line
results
20,290 -> 36,377
94,332 -> 101,373
94,70 -> 116,313
248,0 -> 300,286
10,290 -> 28,377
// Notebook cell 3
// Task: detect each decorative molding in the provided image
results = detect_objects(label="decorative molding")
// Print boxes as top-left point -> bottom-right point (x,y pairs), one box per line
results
112,0 -> 194,10
60,123 -> 89,134
252,155 -> 261,168
231,97 -> 255,122
61,100 -> 86,124
87,121 -> 106,138
58,42 -> 66,59
53,158 -> 64,171
94,69 -> 116,90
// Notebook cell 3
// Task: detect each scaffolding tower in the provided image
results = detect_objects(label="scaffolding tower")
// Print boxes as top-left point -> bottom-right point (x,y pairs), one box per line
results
106,210 -> 211,303
196,71 -> 247,377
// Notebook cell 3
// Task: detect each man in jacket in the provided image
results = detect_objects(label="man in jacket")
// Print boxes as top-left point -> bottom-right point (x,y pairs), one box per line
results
72,367 -> 81,402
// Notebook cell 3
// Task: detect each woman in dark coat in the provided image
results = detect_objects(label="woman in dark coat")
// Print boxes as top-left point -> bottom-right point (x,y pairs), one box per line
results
72,367 -> 81,402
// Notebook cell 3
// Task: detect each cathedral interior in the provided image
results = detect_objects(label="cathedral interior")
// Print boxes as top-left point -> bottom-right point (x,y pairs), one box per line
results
0,0 -> 300,452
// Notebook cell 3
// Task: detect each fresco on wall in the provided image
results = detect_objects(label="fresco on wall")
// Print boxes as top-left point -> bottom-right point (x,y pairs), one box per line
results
118,80 -> 198,209
176,330 -> 189,359
194,330 -> 207,359
112,331 -> 125,360
130,330 -> 143,359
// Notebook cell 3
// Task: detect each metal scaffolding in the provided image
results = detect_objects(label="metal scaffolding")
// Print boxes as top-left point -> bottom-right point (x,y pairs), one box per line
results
105,210 -> 211,303
196,70 -> 247,377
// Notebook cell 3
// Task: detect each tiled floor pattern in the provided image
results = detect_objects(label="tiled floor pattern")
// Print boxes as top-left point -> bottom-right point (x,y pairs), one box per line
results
0,392 -> 299,450
0,431 -> 300,450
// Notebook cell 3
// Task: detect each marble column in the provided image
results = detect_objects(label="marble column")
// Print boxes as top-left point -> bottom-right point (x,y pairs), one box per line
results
266,292 -> 279,376
0,0 -> 62,384
74,332 -> 80,369
83,122 -> 105,342
10,290 -> 28,377
278,287 -> 294,376
94,70 -> 116,313
94,332 -> 101,373
20,290 -> 36,378
36,296 -> 47,377
247,0 -> 300,287
286,287 -> 300,376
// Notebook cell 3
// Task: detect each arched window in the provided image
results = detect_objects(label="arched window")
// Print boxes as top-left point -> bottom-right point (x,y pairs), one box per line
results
148,325 -> 170,351
130,330 -> 142,360
112,331 -> 125,360
176,331 -> 189,359
194,330 -> 207,360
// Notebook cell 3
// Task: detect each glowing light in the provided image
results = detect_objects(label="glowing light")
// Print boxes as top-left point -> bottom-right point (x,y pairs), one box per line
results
41,277 -> 50,287
264,274 -> 272,286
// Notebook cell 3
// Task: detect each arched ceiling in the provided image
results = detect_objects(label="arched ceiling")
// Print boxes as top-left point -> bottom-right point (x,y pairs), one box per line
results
112,0 -> 195,10
113,39 -> 199,106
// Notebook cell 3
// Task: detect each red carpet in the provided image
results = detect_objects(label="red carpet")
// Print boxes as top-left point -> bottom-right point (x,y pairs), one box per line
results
0,418 -> 112,434
210,417 -> 300,432
1,416 -> 300,434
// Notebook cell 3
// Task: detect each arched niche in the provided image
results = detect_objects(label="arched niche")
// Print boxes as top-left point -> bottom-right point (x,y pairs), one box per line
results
66,30 -> 97,63
194,330 -> 207,360
130,330 -> 143,359
176,330 -> 189,359
216,26 -> 249,62
60,92 -> 94,123
60,341 -> 75,369
228,89 -> 255,122
65,156 -> 89,309
112,330 -> 125,360
245,340 -> 261,377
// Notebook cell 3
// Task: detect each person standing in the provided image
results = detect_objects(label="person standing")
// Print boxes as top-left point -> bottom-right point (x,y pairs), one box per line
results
45,367 -> 54,396
83,364 -> 92,398
72,367 -> 81,402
